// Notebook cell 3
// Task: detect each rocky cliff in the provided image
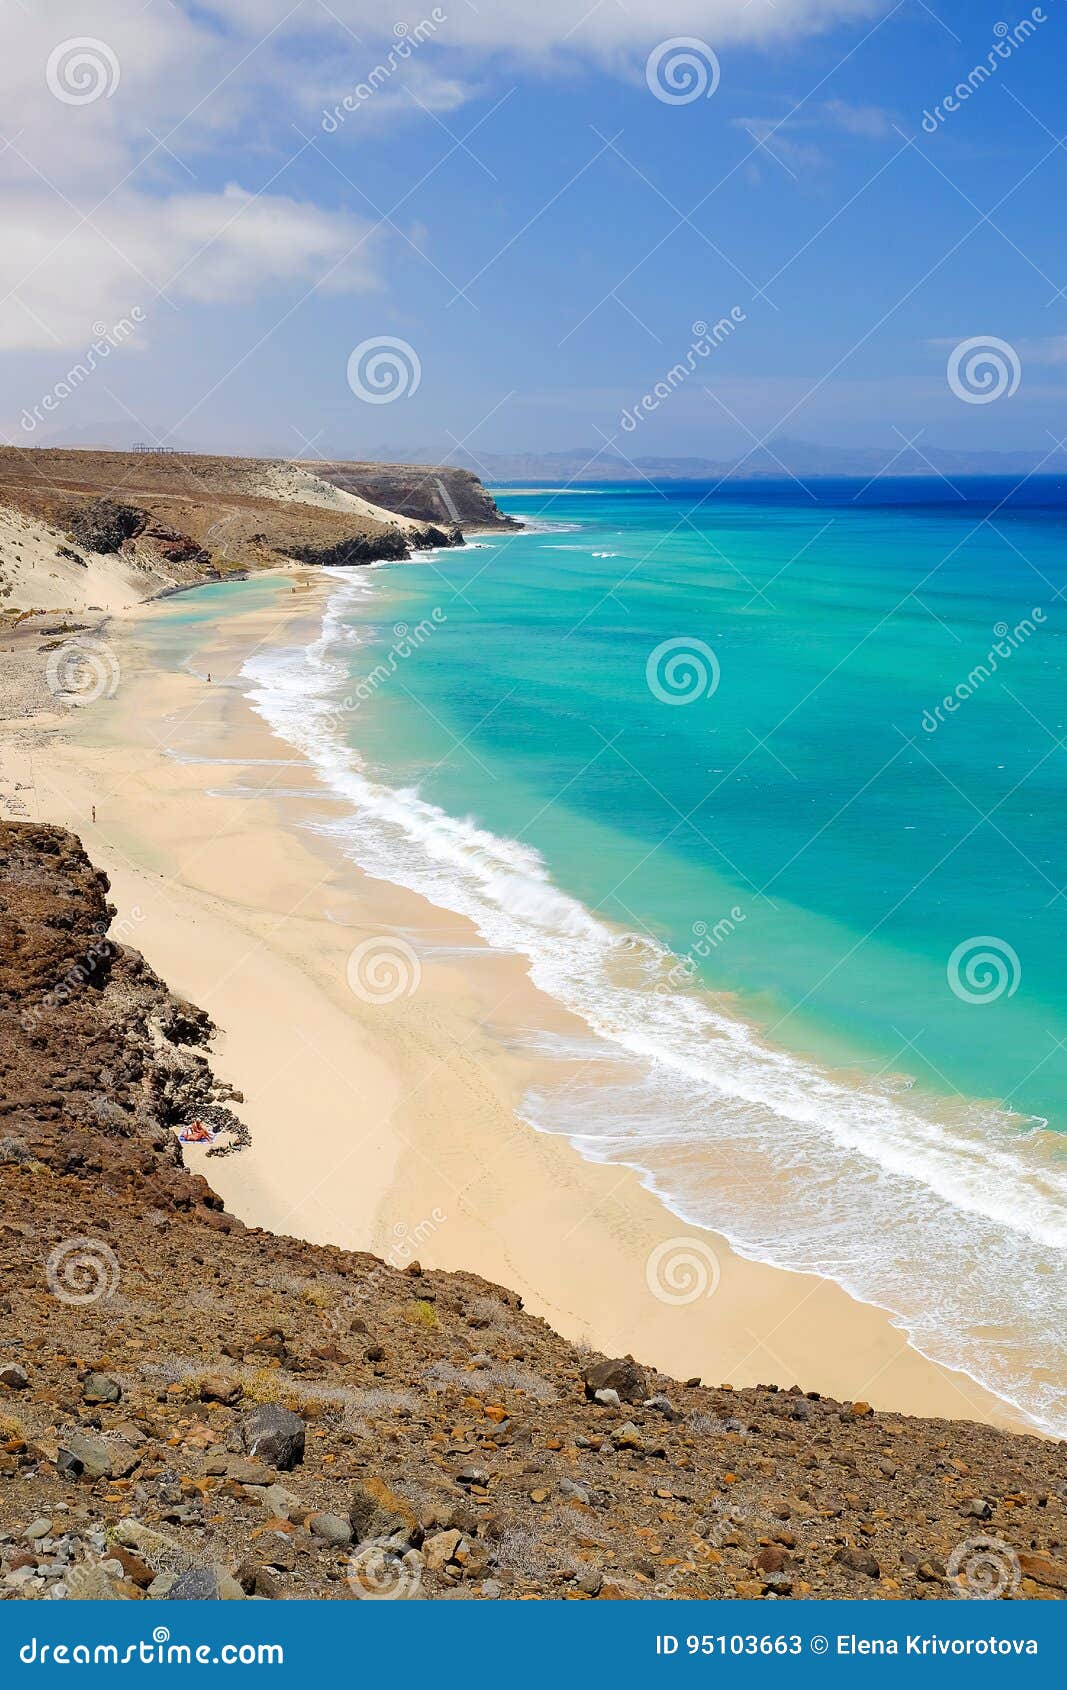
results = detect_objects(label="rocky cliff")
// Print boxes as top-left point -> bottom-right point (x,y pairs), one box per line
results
0,449 -> 509,617
0,822 -> 1063,1604
313,462 -> 519,531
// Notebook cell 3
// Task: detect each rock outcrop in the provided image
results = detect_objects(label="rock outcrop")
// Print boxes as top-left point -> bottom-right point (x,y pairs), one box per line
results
0,821 -> 245,1212
313,463 -> 519,531
0,447 -> 505,616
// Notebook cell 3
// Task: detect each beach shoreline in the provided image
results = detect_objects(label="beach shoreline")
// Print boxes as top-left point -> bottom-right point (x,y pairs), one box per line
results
0,567 -> 1038,1437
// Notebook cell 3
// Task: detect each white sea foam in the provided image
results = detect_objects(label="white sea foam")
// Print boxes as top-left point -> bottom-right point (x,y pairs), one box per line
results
241,575 -> 1067,1435
501,516 -> 584,535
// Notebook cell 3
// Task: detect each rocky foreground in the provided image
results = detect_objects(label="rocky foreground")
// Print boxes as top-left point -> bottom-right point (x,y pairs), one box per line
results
0,821 -> 1064,1603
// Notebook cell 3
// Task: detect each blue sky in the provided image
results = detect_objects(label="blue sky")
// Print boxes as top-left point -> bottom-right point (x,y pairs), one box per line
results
2,0 -> 1065,460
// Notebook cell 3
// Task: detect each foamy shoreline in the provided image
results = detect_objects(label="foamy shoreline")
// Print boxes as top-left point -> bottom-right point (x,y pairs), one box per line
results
5,568 -> 1038,1436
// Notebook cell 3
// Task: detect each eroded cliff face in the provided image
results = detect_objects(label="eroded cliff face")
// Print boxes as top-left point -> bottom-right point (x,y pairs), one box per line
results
0,449 -> 503,615
0,822 -> 240,1219
283,523 -> 459,569
0,821 -> 1064,1606
314,462 -> 521,531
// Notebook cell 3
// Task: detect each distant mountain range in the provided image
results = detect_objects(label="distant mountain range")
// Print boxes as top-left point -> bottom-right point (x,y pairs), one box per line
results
17,423 -> 1067,483
362,437 -> 1067,484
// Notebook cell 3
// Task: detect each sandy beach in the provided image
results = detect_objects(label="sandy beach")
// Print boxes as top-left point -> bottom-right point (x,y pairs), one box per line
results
0,569 -> 1034,1436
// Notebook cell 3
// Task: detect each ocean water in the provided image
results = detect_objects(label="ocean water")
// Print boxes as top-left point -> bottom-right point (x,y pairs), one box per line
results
154,480 -> 1067,1434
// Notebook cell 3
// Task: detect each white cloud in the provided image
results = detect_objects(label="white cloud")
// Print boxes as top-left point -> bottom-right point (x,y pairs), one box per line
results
1015,337 -> 1067,366
3,0 -> 892,190
821,97 -> 894,137
0,3 -> 388,349
732,117 -> 827,173
214,0 -> 884,55
309,62 -> 474,132
730,92 -> 895,178
0,186 -> 379,350
927,335 -> 1067,370
0,2 -> 223,185
0,0 -> 889,349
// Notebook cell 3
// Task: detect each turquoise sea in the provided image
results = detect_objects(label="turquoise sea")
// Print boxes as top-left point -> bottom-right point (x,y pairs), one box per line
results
158,480 -> 1067,1434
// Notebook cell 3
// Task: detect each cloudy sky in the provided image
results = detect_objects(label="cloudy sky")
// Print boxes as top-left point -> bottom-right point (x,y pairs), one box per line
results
2,0 -> 1064,459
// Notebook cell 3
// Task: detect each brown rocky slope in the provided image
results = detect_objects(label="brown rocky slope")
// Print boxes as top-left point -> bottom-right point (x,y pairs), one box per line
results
0,822 -> 1063,1603
0,449 -> 515,616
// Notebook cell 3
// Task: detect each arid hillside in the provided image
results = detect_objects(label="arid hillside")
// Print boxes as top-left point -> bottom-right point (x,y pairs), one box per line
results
0,448 -> 514,617
0,821 -> 1063,1604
